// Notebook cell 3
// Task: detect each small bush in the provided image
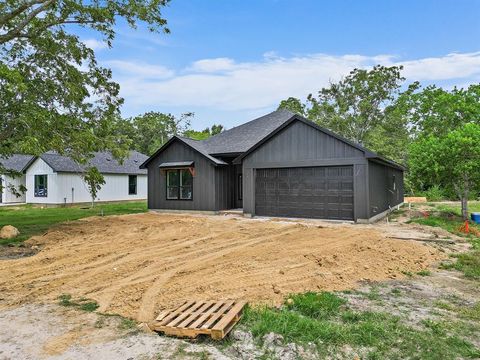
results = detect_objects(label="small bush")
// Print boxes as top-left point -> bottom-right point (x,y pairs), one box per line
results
421,185 -> 446,202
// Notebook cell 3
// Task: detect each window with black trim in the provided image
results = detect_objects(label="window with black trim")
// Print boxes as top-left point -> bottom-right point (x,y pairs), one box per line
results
34,174 -> 48,197
128,175 -> 137,195
166,169 -> 193,200
238,174 -> 243,200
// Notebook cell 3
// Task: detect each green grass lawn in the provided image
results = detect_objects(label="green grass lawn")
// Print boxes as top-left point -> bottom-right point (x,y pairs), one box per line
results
242,292 -> 480,359
408,202 -> 480,280
433,201 -> 480,215
0,201 -> 147,246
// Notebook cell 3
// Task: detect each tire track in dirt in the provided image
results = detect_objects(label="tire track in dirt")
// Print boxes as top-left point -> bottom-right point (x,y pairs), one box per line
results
0,213 -> 444,321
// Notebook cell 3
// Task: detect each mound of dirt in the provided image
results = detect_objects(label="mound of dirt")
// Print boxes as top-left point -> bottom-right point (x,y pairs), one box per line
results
0,225 -> 19,239
0,213 -> 445,322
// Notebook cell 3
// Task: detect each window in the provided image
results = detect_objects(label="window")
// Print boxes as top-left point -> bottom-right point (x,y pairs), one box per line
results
128,175 -> 137,195
34,174 -> 48,197
166,169 -> 193,200
238,174 -> 243,200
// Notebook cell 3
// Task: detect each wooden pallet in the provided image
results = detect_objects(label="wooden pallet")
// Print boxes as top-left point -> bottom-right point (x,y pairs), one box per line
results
151,300 -> 246,339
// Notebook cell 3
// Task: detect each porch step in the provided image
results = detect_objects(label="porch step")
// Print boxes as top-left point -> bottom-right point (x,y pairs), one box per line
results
219,209 -> 243,215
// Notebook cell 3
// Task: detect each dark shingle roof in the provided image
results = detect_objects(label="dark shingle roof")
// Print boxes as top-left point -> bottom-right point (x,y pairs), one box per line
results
141,109 -> 404,171
177,136 -> 228,165
39,151 -> 148,175
202,109 -> 295,154
0,154 -> 35,172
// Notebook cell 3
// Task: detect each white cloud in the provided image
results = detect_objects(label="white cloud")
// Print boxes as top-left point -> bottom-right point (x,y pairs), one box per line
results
189,58 -> 237,73
108,51 -> 480,114
106,60 -> 174,79
82,39 -> 108,51
400,52 -> 480,80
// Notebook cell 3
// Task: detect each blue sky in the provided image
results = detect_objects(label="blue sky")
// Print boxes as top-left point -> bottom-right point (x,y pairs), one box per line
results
82,0 -> 480,129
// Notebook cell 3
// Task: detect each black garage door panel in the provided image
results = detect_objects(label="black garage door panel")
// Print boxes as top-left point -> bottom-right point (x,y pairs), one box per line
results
255,166 -> 354,220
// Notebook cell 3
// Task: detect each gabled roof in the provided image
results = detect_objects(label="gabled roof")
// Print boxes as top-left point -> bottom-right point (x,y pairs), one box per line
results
177,136 -> 228,165
140,109 -> 405,171
140,136 -> 228,168
201,109 -> 295,154
34,151 -> 148,175
231,114 -> 405,170
140,110 -> 294,168
0,154 -> 35,173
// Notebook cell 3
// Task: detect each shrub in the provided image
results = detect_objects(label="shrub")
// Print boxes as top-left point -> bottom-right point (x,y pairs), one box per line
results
422,185 -> 446,202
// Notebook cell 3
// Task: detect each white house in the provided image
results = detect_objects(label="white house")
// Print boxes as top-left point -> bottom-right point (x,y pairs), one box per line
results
1,151 -> 148,205
0,154 -> 34,204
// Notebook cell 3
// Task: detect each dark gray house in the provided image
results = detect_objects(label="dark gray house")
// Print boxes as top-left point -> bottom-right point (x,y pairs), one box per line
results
140,109 -> 404,222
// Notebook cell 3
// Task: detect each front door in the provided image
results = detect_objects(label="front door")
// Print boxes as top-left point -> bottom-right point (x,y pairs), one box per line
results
234,164 -> 243,208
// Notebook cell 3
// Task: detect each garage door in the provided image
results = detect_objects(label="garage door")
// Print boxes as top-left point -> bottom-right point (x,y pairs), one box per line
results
255,166 -> 354,220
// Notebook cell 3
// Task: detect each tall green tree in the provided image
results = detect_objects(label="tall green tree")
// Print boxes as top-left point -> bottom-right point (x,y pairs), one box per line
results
401,84 -> 480,137
409,123 -> 480,220
397,83 -> 480,196
0,0 -> 170,178
184,124 -> 224,140
278,97 -> 306,116
121,112 -> 193,155
278,65 -> 418,163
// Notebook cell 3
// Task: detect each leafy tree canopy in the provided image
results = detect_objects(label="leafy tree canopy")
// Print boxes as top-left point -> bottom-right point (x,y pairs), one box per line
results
409,123 -> 480,219
116,112 -> 193,156
0,0 -> 170,176
401,84 -> 480,137
278,65 -> 418,163
184,124 -> 224,140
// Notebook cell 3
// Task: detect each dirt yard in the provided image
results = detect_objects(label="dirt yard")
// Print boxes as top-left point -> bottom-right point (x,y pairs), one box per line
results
0,212 -> 443,323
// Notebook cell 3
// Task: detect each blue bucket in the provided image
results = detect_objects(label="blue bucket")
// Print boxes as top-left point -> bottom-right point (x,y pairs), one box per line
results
471,213 -> 480,224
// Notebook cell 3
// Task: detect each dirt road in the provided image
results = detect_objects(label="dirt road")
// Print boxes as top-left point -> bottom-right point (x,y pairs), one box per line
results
0,213 -> 443,322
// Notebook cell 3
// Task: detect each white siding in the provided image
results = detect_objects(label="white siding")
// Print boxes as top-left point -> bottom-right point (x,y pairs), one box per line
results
55,173 -> 147,204
25,158 -> 57,204
25,158 -> 147,204
1,174 -> 27,203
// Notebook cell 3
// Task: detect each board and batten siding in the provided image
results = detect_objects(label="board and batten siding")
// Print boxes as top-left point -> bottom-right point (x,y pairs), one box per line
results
146,140 -> 218,211
1,174 -> 27,203
368,160 -> 404,217
25,158 -> 56,204
25,157 -> 147,204
242,120 -> 370,220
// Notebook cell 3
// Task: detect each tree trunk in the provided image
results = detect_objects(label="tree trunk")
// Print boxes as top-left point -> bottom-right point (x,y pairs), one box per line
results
461,193 -> 468,221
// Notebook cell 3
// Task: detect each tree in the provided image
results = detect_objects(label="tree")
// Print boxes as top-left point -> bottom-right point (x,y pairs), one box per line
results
210,124 -> 224,136
278,97 -> 306,116
0,0 -> 170,182
119,112 -> 193,155
409,123 -> 480,220
83,167 -> 106,208
396,84 -> 480,195
278,65 -> 418,163
401,84 -> 480,138
184,124 -> 224,140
